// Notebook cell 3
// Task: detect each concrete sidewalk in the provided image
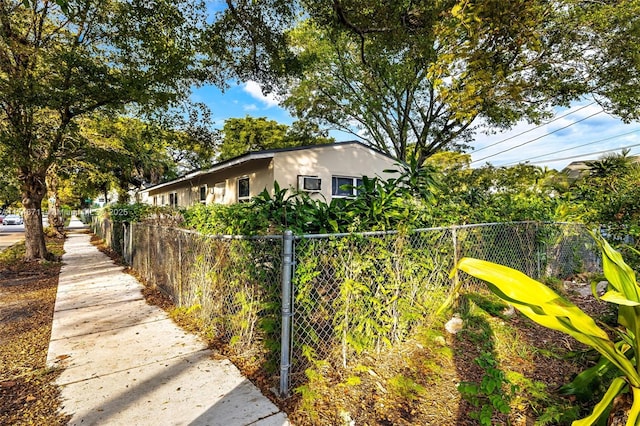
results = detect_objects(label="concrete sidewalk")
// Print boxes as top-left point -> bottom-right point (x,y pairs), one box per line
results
47,220 -> 289,426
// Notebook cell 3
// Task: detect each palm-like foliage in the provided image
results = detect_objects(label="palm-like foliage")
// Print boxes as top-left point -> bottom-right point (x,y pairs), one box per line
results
585,149 -> 635,179
450,234 -> 640,424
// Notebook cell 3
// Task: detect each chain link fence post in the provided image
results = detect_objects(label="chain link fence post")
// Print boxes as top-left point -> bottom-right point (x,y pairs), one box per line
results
536,222 -> 542,279
123,222 -> 133,264
451,225 -> 459,289
146,224 -> 151,280
279,230 -> 294,397
130,222 -> 134,265
123,223 -> 128,263
178,231 -> 183,306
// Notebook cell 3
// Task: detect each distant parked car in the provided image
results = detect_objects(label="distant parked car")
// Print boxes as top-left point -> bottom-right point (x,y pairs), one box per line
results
3,214 -> 23,225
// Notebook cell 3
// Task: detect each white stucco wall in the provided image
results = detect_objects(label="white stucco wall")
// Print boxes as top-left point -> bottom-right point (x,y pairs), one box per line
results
143,143 -> 398,206
272,143 -> 397,201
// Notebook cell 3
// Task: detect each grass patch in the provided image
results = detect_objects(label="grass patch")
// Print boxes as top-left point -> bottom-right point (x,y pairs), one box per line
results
0,241 -> 27,265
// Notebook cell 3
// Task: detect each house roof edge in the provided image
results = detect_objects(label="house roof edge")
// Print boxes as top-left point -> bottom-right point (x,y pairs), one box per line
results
142,140 -> 396,193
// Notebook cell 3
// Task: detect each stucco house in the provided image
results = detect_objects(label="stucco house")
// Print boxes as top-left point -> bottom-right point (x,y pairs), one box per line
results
141,141 -> 398,207
561,155 -> 640,180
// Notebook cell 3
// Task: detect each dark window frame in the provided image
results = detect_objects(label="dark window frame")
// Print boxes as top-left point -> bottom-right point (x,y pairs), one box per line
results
331,176 -> 362,198
237,177 -> 250,202
199,185 -> 207,203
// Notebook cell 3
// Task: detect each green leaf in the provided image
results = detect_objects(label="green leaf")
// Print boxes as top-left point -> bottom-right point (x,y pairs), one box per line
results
559,345 -> 626,400
600,290 -> 640,306
593,233 -> 640,302
455,257 -> 640,386
484,379 -> 497,394
592,234 -> 640,381
628,386 -> 640,426
456,258 -> 609,340
572,377 -> 626,425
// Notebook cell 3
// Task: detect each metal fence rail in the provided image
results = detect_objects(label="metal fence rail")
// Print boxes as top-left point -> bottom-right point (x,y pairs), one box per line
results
91,219 -> 600,397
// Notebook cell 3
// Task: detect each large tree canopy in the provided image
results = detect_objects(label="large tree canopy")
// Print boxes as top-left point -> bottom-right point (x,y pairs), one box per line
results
209,0 -> 640,163
0,0 -> 206,259
0,157 -> 20,210
80,115 -> 186,200
217,116 -> 333,161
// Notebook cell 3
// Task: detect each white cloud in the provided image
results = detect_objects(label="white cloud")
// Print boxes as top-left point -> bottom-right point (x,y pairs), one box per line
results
470,102 -> 640,170
243,80 -> 281,108
243,103 -> 258,112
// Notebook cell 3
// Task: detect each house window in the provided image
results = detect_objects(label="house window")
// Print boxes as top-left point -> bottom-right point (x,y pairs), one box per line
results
169,192 -> 178,207
237,177 -> 250,202
298,175 -> 322,192
331,176 -> 363,198
153,196 -> 157,206
161,195 -> 165,206
213,182 -> 226,204
199,185 -> 207,204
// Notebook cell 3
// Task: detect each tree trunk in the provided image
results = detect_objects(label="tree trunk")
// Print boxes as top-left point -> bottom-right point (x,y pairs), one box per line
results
118,188 -> 130,204
46,172 -> 66,238
21,171 -> 49,261
47,197 -> 65,238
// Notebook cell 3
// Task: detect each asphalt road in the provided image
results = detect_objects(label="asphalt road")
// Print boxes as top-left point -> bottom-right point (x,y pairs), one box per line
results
0,218 -> 49,253
0,223 -> 25,252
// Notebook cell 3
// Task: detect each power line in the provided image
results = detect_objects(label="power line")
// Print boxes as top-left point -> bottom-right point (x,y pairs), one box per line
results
471,109 -> 605,164
524,142 -> 640,166
472,102 -> 597,154
502,128 -> 640,166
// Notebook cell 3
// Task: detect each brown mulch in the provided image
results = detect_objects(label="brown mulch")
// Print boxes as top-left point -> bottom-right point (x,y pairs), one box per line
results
0,233 -> 620,425
0,237 -> 69,426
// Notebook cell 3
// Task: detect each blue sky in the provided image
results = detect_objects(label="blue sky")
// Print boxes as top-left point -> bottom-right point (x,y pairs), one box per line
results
192,81 -> 640,171
471,102 -> 640,170
192,82 -> 294,126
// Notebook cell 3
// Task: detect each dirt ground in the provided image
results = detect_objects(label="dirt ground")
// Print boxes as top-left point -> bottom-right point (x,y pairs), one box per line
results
0,237 -> 69,425
0,234 -> 618,425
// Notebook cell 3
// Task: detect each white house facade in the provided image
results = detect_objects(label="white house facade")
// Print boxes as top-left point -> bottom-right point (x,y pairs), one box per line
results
141,141 -> 399,207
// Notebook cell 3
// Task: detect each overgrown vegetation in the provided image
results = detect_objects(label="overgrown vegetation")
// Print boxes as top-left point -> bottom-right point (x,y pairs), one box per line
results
171,160 -> 558,235
457,351 -> 517,426
98,151 -> 640,246
90,151 -> 640,424
563,150 -> 640,269
94,216 -> 608,424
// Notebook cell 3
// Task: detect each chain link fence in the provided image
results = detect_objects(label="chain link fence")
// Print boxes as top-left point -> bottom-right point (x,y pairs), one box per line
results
91,219 -> 600,396
131,223 -> 283,382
